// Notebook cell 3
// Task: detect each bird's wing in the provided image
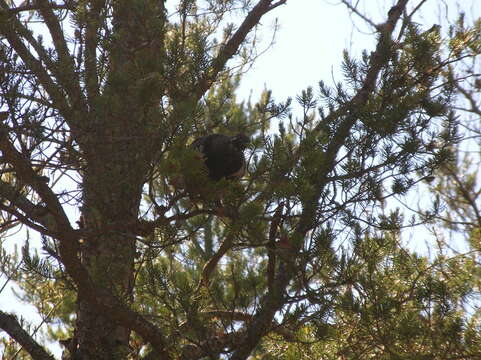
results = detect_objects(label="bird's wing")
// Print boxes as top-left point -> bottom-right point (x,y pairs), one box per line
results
191,135 -> 208,153
226,159 -> 246,179
191,134 -> 230,155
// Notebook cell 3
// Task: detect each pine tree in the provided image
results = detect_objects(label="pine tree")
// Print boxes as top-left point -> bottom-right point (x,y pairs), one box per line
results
250,8 -> 481,360
0,1 -> 479,360
0,1 -> 287,358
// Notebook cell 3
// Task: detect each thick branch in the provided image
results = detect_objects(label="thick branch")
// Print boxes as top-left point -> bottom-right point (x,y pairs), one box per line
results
194,0 -> 286,100
0,124 -> 72,232
37,0 -> 86,109
229,2 -> 409,359
84,0 -> 105,102
0,2 -> 70,114
0,311 -> 54,360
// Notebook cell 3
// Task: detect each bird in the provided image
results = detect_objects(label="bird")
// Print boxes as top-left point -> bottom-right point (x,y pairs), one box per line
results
191,133 -> 249,181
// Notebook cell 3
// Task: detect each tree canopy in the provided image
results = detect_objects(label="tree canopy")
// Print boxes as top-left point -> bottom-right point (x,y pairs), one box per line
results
0,1 -> 480,359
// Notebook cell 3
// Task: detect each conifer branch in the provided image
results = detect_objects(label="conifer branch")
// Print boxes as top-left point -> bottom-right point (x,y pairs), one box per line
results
455,82 -> 481,117
0,180 -> 53,233
0,311 -> 55,360
53,237 -> 174,359
267,202 -> 284,292
0,2 -> 70,114
0,1 -> 88,149
229,2 -> 410,359
6,1 -> 73,14
84,0 -> 105,102
194,0 -> 286,100
0,125 -> 172,358
177,311 -> 297,359
0,124 -> 73,233
36,0 -> 87,111
0,176 -> 175,359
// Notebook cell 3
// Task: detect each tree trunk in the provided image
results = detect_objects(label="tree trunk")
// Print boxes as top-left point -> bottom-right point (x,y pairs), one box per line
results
72,123 -> 149,359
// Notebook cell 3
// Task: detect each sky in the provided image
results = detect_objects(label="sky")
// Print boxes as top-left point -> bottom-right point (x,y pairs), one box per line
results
238,0 -> 376,100
238,0 -> 480,100
1,0 -> 480,357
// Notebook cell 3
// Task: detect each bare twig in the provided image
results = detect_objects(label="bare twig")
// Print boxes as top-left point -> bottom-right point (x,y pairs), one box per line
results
341,0 -> 377,29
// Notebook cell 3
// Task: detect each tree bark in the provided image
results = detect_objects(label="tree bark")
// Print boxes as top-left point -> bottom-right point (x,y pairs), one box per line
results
69,89 -> 154,356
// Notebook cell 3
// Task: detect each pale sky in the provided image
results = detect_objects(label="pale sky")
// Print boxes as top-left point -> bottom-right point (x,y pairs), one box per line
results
239,0 -> 480,101
239,0 -> 374,100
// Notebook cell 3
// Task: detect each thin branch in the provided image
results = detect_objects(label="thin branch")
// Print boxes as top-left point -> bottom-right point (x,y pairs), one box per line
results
0,2 -> 70,114
0,124 -> 73,232
456,82 -> 481,117
341,0 -> 377,29
267,202 -> 284,292
0,180 -> 56,233
197,233 -> 234,289
9,302 -> 62,360
0,202 -> 55,238
202,310 -> 297,340
397,0 -> 429,40
132,207 -> 221,237
444,166 -> 481,228
0,262 -> 22,295
7,1 -> 73,14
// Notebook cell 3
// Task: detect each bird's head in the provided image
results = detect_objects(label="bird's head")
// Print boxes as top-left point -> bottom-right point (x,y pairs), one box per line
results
230,133 -> 250,151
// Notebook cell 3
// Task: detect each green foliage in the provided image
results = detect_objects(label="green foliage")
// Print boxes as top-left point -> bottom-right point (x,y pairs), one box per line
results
259,233 -> 480,359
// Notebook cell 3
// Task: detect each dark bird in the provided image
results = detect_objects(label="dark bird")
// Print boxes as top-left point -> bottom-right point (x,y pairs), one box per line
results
191,133 -> 249,181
